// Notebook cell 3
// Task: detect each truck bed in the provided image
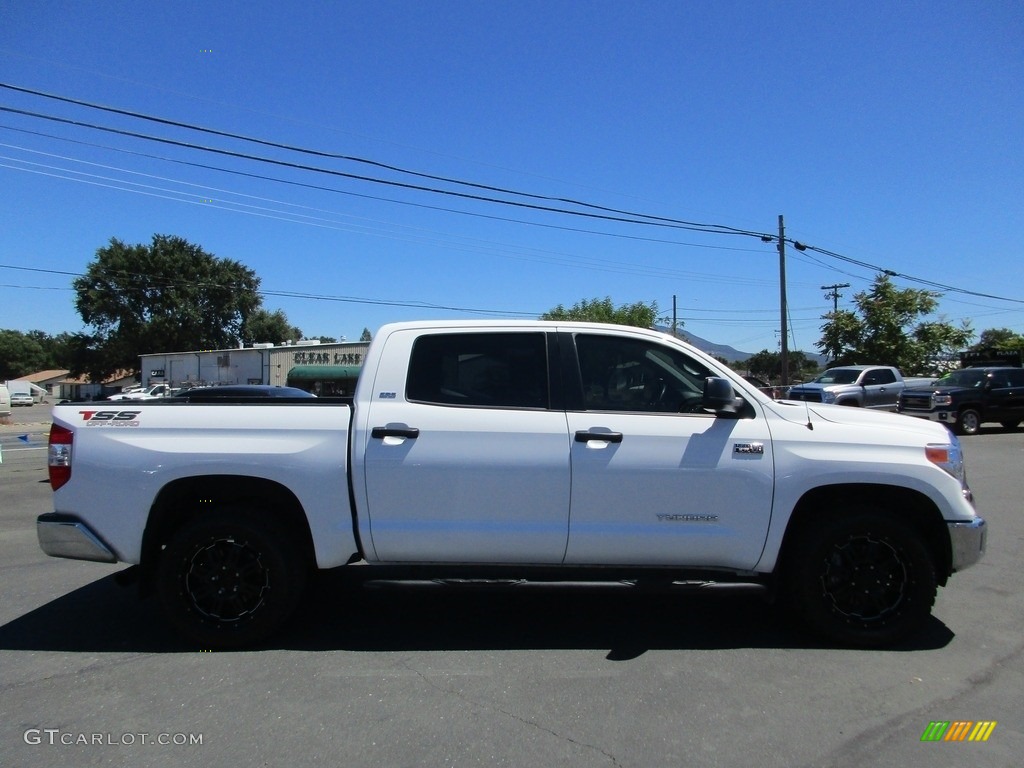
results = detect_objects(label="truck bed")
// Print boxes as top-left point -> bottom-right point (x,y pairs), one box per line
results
47,399 -> 357,568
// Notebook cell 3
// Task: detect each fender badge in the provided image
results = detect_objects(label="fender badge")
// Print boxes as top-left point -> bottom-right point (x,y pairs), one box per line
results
733,443 -> 764,455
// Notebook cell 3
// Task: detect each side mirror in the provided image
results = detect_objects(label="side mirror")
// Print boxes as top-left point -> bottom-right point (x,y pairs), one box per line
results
703,377 -> 738,414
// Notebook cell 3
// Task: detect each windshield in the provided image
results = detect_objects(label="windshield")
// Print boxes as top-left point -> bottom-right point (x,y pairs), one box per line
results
936,369 -> 987,388
813,369 -> 861,385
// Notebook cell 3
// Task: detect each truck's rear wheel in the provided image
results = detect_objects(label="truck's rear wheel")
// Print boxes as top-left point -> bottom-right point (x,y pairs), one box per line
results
785,511 -> 936,647
955,408 -> 981,435
157,510 -> 307,648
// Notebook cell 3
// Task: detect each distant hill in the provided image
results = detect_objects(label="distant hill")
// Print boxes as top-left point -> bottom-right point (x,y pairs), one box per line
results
671,329 -> 755,362
658,327 -> 827,367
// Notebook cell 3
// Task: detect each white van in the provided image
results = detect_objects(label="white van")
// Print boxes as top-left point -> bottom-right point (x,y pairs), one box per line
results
0,384 -> 11,415
4,380 -> 45,403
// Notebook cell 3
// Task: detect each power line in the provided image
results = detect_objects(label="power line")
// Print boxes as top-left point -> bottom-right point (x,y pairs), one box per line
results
0,263 -> 540,317
3,81 -> 1021,310
0,131 -> 769,261
797,243 -> 1024,306
0,82 -> 770,238
2,158 -> 782,288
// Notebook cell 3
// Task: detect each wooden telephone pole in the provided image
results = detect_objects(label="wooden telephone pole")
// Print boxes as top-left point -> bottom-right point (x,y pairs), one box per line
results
778,215 -> 789,386
822,283 -> 850,313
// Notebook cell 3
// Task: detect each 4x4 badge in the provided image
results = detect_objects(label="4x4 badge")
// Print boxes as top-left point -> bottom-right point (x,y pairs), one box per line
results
733,443 -> 764,455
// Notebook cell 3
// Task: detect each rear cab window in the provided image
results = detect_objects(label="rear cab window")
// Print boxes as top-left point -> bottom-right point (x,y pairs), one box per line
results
406,332 -> 551,408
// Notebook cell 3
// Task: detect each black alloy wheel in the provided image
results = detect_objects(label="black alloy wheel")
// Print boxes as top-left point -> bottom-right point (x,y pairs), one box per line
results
786,511 -> 937,647
157,510 -> 307,648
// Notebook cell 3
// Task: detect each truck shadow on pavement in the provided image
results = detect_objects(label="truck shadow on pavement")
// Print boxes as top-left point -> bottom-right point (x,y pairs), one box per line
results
0,569 -> 955,656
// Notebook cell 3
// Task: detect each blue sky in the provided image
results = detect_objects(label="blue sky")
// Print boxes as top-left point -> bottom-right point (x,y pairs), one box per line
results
1,0 -> 1022,355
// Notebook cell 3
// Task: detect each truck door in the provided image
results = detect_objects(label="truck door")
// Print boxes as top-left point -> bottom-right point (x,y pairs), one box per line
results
563,332 -> 774,569
862,368 -> 898,409
987,369 -> 1024,424
356,329 -> 571,563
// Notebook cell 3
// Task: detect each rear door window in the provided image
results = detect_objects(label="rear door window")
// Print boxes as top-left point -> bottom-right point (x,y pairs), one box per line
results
406,332 -> 550,408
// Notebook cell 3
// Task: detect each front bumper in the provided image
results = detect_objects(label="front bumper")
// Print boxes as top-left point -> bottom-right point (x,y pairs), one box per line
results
898,409 -> 949,423
37,514 -> 117,563
948,516 -> 986,572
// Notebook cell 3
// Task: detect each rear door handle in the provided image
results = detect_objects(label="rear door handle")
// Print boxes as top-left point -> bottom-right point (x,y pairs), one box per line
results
371,426 -> 420,439
574,430 -> 623,443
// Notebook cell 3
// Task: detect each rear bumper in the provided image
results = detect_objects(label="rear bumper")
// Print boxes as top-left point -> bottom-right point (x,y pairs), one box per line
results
948,516 -> 986,572
37,513 -> 117,563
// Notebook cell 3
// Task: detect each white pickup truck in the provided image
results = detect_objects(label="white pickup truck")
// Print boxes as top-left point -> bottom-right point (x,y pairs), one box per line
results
38,321 -> 986,648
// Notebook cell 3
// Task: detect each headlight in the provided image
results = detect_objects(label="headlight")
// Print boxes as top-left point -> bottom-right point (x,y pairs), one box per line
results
926,436 -> 966,486
822,391 -> 836,403
933,394 -> 953,406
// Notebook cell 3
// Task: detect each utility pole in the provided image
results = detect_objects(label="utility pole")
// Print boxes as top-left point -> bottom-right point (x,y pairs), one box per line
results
778,215 -> 789,386
822,283 -> 850,313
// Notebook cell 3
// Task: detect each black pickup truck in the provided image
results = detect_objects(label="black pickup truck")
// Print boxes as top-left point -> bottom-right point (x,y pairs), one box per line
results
897,366 -> 1024,435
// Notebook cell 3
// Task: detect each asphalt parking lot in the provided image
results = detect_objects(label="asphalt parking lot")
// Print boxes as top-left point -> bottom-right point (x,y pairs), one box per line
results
1,404 -> 1021,767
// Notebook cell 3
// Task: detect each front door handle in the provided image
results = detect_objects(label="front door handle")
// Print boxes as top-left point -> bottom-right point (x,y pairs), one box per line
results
574,430 -> 623,443
371,426 -> 420,439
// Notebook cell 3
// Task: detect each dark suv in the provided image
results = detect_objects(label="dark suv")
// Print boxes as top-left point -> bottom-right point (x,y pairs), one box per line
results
897,367 -> 1024,435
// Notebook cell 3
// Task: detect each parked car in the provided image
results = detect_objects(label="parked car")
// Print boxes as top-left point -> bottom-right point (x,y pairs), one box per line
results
106,386 -> 144,401
110,384 -> 175,401
10,392 -> 35,407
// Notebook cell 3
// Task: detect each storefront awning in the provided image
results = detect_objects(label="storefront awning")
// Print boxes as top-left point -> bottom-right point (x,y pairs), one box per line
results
287,365 -> 361,381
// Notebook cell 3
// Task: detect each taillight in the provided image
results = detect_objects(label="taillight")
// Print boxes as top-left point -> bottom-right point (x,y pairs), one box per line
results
48,424 -> 73,490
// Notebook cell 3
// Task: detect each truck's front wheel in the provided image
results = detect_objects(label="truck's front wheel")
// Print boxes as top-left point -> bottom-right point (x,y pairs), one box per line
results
157,510 -> 308,648
955,408 -> 981,435
785,511 -> 936,647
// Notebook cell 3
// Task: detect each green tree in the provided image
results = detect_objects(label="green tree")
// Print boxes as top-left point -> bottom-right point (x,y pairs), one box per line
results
745,350 -> 778,379
360,327 -> 373,342
42,332 -> 82,370
744,349 -> 817,381
60,332 -> 109,383
817,274 -> 973,373
0,329 -> 49,379
971,328 -> 1024,352
541,297 -> 660,328
73,235 -> 263,377
241,309 -> 302,346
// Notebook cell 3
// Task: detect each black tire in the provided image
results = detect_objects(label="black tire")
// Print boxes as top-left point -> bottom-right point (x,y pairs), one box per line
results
1000,420 -> 1020,430
784,511 -> 936,647
157,510 -> 308,649
955,408 -> 981,436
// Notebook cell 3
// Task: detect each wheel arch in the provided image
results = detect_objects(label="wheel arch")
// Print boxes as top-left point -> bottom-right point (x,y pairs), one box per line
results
139,474 -> 316,592
777,483 -> 953,586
